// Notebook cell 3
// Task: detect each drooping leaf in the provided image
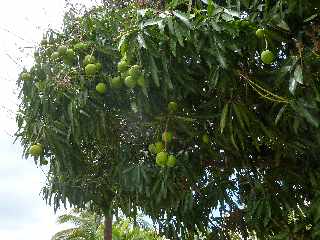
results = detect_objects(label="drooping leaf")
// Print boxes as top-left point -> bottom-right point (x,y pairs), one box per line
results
220,103 -> 229,134
275,105 -> 287,125
295,64 -> 303,84
173,10 -> 192,29
137,33 -> 147,49
149,56 -> 160,87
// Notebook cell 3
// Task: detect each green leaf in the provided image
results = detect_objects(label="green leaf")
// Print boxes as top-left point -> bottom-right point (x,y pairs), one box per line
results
289,65 -> 303,94
277,20 -> 290,31
167,17 -> 175,36
149,56 -> 160,87
118,33 -> 128,51
217,50 -> 228,69
304,13 -> 318,22
211,21 -> 221,32
238,105 -> 250,128
161,55 -> 173,90
233,104 -> 245,129
301,109 -> 319,127
289,77 -> 298,94
174,21 -> 185,47
294,64 -> 303,84
315,201 -> 320,222
169,38 -> 177,57
263,201 -> 271,227
207,0 -> 214,16
137,34 -> 146,49
223,9 -> 240,18
141,19 -> 163,28
209,66 -> 220,87
173,11 -> 192,29
68,102 -> 74,126
294,102 -> 319,128
220,103 -> 229,134
293,118 -> 300,134
141,86 -> 148,97
230,133 -> 239,150
275,105 -> 286,125
241,0 -> 250,8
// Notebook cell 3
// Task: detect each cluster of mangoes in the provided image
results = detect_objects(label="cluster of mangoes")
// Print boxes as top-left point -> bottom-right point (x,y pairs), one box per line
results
148,102 -> 179,168
51,45 -> 76,65
117,57 -> 145,89
148,132 -> 177,168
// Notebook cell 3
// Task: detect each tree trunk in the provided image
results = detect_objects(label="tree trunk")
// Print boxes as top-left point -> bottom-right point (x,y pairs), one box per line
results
104,213 -> 112,240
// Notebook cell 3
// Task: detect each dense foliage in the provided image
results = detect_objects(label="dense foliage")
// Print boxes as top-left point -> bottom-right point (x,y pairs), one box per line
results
52,210 -> 164,240
16,0 -> 320,239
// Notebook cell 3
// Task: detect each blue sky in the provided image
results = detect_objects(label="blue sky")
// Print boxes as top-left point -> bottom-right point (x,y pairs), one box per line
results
0,0 -> 95,239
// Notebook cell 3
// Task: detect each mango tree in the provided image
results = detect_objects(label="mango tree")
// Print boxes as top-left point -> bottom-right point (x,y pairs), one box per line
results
16,0 -> 320,239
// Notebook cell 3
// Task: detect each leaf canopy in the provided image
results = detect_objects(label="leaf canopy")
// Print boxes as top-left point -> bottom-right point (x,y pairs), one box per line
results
16,0 -> 320,239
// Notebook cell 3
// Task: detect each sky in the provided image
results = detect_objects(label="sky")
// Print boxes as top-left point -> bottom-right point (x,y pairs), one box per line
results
0,0 -> 97,239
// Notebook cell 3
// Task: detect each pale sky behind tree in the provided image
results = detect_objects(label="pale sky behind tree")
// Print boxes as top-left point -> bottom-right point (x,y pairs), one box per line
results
0,1 -> 98,239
